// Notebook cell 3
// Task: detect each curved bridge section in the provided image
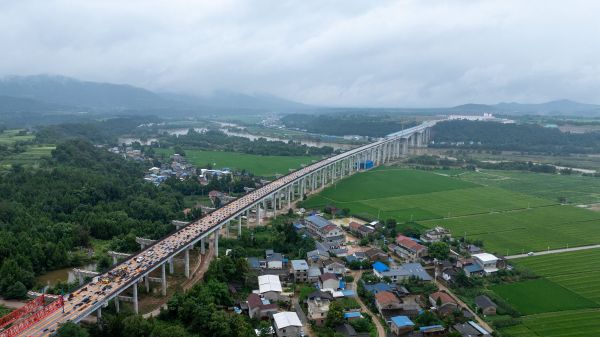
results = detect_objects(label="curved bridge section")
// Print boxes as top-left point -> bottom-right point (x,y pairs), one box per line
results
16,120 -> 439,337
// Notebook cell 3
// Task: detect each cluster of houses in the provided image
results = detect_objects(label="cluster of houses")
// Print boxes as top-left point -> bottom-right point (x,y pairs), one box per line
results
109,146 -> 146,161
241,214 -> 502,337
143,153 -> 198,185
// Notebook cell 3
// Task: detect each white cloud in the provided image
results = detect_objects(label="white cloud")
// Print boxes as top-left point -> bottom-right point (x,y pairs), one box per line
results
1,0 -> 599,106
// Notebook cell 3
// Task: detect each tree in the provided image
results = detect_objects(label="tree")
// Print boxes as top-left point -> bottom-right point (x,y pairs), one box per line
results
56,322 -> 90,337
149,325 -> 190,337
326,302 -> 344,327
122,315 -> 154,337
428,242 -> 450,260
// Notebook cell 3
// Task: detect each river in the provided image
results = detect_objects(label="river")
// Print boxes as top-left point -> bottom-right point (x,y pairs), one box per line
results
36,263 -> 97,287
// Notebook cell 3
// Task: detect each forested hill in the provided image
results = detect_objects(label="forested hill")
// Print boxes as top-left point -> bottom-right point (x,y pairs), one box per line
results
0,140 -> 183,298
432,120 -> 600,154
281,113 -> 418,137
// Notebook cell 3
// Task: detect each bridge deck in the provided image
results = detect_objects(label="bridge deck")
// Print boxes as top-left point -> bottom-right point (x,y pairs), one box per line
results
16,121 -> 437,337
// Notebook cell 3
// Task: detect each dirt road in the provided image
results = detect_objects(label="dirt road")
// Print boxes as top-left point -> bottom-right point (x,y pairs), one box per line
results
350,270 -> 386,337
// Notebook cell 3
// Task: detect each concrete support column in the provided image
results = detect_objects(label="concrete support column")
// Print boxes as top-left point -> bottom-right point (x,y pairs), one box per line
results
288,186 -> 292,209
132,283 -> 139,314
238,215 -> 242,237
169,257 -> 174,274
144,276 -> 150,292
97,306 -> 102,319
114,297 -> 120,313
112,256 -> 117,265
214,229 -> 220,257
78,274 -> 84,286
184,247 -> 190,278
201,237 -> 206,254
161,263 -> 167,296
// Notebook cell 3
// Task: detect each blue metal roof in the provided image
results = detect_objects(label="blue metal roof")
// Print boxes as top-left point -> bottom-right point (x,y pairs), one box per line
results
364,283 -> 395,294
465,264 -> 483,273
341,290 -> 356,297
306,215 -> 331,228
372,261 -> 389,273
391,316 -> 414,327
344,312 -> 362,319
420,325 -> 444,332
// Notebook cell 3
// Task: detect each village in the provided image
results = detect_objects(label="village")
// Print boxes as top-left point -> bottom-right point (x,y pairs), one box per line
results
237,212 -> 504,337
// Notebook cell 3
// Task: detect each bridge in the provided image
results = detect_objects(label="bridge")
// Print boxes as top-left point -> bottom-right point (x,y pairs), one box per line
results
11,120 -> 438,337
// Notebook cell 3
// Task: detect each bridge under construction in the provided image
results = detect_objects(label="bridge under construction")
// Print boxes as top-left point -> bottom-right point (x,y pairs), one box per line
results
1,120 -> 437,337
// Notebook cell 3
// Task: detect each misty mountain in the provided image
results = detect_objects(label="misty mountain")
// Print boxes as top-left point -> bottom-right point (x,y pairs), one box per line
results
160,90 -> 310,112
451,99 -> 600,116
0,75 -> 173,110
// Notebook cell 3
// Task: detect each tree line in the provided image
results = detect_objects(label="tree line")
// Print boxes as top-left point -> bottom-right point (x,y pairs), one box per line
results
157,129 -> 334,157
432,120 -> 600,154
281,113 -> 418,137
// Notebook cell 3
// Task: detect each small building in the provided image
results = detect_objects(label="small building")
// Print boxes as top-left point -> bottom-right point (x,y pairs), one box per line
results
291,260 -> 309,283
258,275 -> 282,301
453,321 -> 491,336
307,249 -> 330,263
429,291 -> 458,317
474,295 -> 497,316
319,273 -> 339,290
465,253 -> 499,276
374,291 -> 402,316
305,215 -> 345,243
364,283 -> 409,297
247,293 -> 278,319
305,290 -> 334,303
308,265 -> 322,283
365,247 -> 388,261
373,262 -> 432,283
267,251 -> 284,270
307,297 -> 330,326
323,259 -> 347,275
394,235 -> 428,261
420,227 -> 451,243
273,312 -> 303,337
390,316 -> 415,336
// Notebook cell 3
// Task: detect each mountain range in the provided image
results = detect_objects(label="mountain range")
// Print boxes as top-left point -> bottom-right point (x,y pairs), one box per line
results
0,75 -> 599,127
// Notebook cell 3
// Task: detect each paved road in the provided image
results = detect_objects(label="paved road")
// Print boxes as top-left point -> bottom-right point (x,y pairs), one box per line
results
350,270 -> 386,337
505,243 -> 600,259
434,281 -> 494,333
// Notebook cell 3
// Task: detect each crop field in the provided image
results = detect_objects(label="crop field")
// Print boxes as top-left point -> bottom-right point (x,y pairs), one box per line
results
155,148 -> 320,177
0,129 -> 35,145
494,250 -> 600,336
421,205 -> 600,253
491,278 -> 597,315
502,309 -> 600,337
461,170 -> 600,205
513,249 -> 600,304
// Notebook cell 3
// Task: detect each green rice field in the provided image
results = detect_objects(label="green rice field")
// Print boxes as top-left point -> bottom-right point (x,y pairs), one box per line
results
461,170 -> 600,205
155,148 -> 320,177
502,309 -> 600,337
491,278 -> 597,315
493,249 -> 600,336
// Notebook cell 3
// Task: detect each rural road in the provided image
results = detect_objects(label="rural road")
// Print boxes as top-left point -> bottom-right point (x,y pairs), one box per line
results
350,270 -> 386,337
434,281 -> 494,333
505,243 -> 600,259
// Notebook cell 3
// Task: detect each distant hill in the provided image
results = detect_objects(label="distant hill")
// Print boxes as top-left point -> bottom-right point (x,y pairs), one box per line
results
450,99 -> 600,116
0,75 -> 173,110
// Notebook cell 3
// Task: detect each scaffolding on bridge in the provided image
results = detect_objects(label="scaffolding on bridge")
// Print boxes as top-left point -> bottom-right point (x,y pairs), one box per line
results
0,295 -> 64,337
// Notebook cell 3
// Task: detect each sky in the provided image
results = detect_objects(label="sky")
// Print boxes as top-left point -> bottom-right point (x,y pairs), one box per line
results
1,0 -> 599,107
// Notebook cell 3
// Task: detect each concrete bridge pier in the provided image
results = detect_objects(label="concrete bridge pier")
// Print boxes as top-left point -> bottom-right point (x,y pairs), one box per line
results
114,296 -> 120,313
201,237 -> 206,254
144,276 -> 150,292
132,283 -> 138,314
214,229 -> 220,257
161,263 -> 167,296
169,257 -> 174,274
184,247 -> 190,278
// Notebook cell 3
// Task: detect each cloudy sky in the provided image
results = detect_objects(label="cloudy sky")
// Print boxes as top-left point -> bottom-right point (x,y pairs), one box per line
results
1,0 -> 599,107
